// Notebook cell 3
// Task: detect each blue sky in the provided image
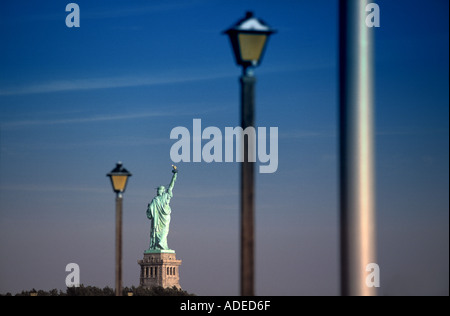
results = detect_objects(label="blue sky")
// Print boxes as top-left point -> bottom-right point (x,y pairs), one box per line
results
0,0 -> 448,295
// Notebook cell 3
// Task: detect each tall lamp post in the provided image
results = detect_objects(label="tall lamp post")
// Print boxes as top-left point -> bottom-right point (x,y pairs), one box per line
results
339,0 -> 376,296
224,12 -> 275,296
107,162 -> 132,297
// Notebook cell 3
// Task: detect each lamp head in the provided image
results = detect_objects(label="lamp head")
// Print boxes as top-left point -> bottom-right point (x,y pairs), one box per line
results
224,11 -> 276,72
107,161 -> 132,194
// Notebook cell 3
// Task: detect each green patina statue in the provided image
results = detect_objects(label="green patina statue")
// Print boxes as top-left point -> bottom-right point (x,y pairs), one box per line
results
145,165 -> 178,253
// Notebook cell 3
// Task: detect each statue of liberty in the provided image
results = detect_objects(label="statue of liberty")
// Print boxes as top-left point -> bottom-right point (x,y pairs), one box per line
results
146,165 -> 178,253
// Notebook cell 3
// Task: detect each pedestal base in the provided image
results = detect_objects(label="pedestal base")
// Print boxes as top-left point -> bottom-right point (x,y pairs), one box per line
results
144,249 -> 175,254
138,251 -> 182,289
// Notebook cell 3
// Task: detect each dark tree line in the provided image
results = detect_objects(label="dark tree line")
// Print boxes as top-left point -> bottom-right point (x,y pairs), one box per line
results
1,285 -> 195,296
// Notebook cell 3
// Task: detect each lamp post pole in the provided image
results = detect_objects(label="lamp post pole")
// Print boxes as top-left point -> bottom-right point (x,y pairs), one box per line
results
339,0 -> 377,296
115,192 -> 123,297
107,162 -> 131,297
224,11 -> 275,297
240,70 -> 256,296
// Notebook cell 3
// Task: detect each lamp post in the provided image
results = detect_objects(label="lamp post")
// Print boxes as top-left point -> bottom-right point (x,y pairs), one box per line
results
224,12 -> 275,296
339,0 -> 376,296
107,162 -> 132,297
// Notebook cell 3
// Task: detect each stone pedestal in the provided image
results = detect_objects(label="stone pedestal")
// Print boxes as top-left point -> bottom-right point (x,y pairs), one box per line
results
138,251 -> 182,289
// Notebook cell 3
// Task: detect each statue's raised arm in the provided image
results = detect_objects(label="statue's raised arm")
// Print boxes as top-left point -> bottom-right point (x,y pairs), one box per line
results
168,165 -> 178,194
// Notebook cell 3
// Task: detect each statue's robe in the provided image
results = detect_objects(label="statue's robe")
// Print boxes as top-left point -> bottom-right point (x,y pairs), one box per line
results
147,188 -> 173,250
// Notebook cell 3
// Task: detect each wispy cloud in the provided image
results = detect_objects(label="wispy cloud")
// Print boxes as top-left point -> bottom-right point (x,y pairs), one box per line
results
81,1 -> 207,20
278,130 -> 335,140
0,184 -> 108,194
0,1 -> 207,23
0,62 -> 333,97
0,105 -> 228,130
0,111 -> 171,129
12,136 -> 171,151
0,72 -> 234,96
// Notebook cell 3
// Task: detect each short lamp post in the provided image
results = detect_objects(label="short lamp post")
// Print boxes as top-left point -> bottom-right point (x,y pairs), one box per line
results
107,162 -> 132,297
224,11 -> 275,296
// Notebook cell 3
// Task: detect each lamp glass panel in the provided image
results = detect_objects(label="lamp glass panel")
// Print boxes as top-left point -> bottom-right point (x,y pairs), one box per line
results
111,175 -> 128,192
238,34 -> 267,62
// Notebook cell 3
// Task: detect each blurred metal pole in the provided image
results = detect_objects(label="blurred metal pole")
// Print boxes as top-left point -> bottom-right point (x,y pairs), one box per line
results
115,193 -> 123,296
339,0 -> 377,296
240,72 -> 256,296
